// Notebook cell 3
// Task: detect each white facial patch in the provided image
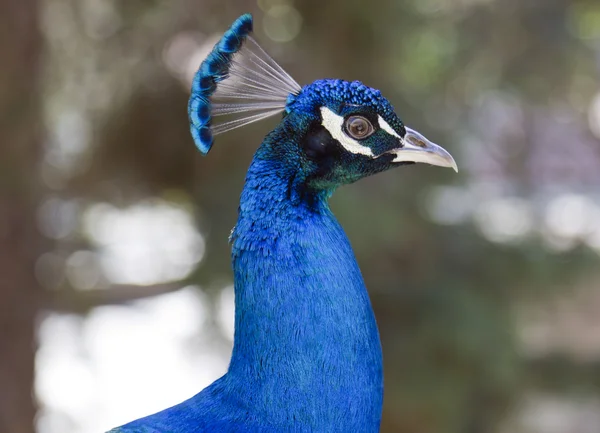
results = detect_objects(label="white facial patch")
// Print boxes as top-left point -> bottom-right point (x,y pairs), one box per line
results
319,107 -> 374,157
377,115 -> 402,139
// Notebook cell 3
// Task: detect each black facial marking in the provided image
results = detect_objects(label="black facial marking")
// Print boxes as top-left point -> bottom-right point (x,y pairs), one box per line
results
302,123 -> 338,159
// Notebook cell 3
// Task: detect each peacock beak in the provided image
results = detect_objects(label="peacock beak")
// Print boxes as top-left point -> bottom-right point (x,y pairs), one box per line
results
388,127 -> 458,172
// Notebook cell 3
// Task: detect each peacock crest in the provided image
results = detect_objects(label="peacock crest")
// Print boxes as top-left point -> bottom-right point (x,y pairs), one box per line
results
188,14 -> 301,154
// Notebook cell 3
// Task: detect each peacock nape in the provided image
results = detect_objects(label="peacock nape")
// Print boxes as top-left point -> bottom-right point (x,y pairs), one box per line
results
110,12 -> 456,433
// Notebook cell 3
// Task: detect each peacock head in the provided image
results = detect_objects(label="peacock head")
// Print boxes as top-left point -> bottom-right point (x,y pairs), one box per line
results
280,79 -> 457,190
188,14 -> 457,193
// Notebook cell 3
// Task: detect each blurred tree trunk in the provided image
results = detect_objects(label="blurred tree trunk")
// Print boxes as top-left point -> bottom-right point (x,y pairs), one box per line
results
0,0 -> 44,432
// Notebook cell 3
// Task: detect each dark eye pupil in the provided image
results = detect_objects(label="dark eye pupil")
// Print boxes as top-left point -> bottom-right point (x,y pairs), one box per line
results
353,121 -> 365,132
350,119 -> 366,133
346,116 -> 373,139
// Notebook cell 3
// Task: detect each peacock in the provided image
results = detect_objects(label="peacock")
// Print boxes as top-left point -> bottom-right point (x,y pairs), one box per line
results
110,13 -> 456,433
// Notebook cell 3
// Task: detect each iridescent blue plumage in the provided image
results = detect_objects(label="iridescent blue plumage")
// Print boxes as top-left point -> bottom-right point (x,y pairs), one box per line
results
111,13 -> 457,433
290,79 -> 392,114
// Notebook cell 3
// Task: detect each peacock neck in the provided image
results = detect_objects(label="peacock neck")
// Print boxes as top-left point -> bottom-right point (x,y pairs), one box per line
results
225,149 -> 383,430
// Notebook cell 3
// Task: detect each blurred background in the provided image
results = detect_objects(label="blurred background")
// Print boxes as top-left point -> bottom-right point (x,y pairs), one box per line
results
2,0 -> 600,432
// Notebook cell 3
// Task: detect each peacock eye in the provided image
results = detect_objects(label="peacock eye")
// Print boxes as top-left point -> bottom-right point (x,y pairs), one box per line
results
344,116 -> 374,140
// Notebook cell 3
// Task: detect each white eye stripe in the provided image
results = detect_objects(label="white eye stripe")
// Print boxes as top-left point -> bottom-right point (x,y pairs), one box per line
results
320,107 -> 374,157
377,115 -> 402,139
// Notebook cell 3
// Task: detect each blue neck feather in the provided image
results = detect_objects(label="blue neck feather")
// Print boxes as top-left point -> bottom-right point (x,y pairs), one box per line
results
220,131 -> 384,430
115,129 -> 384,432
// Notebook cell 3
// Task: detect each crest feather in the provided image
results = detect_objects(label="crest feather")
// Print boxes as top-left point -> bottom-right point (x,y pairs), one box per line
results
188,14 -> 301,154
